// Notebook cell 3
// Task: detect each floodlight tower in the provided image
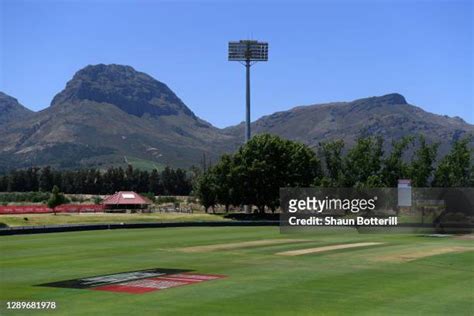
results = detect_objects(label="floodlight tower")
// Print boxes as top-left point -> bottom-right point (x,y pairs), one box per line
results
228,40 -> 268,142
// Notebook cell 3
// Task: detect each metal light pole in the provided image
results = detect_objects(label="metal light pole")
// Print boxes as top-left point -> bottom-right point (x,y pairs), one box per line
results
228,40 -> 268,143
245,59 -> 251,142
228,40 -> 268,213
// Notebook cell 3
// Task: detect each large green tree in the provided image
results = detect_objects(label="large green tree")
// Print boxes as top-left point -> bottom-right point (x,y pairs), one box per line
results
408,136 -> 438,187
382,136 -> 413,187
319,140 -> 345,187
343,137 -> 384,188
193,171 -> 217,213
197,134 -> 322,213
433,137 -> 473,187
211,154 -> 238,212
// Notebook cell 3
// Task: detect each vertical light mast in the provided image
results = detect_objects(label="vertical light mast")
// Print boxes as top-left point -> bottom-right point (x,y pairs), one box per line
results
228,40 -> 268,142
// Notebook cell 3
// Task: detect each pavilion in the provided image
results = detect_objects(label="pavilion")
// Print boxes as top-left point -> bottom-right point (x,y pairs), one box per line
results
102,191 -> 152,210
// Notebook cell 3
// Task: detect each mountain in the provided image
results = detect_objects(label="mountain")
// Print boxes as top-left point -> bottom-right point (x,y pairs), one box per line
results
50,64 -> 197,118
223,93 -> 474,155
0,64 -> 472,172
0,64 -> 237,172
0,92 -> 33,125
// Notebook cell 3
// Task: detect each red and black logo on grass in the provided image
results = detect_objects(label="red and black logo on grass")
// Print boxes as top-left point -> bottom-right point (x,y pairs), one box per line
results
39,268 -> 225,294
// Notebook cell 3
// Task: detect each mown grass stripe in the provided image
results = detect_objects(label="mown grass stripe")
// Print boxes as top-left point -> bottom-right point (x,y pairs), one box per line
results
276,242 -> 384,256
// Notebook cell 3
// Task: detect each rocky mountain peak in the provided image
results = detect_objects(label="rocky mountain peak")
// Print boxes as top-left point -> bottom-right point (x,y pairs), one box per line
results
351,93 -> 408,108
50,64 -> 196,118
0,92 -> 33,124
0,92 -> 21,111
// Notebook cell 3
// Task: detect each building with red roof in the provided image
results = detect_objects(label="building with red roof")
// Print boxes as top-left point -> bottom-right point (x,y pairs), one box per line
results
102,191 -> 152,210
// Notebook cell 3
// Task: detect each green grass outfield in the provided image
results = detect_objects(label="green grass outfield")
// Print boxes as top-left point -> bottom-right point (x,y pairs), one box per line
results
1,227 -> 473,315
0,213 -> 228,227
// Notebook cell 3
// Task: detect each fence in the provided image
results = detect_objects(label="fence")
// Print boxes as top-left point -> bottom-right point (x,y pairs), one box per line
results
0,204 -> 105,214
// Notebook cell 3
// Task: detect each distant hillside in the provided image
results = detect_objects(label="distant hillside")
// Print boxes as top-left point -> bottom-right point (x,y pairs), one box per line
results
0,64 -> 472,172
223,93 -> 474,155
0,64 -> 236,172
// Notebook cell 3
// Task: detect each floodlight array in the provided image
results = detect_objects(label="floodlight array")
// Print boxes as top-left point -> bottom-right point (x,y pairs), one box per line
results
228,40 -> 268,61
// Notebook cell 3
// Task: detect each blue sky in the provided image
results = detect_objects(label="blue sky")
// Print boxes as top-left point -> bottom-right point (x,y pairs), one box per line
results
1,0 -> 472,127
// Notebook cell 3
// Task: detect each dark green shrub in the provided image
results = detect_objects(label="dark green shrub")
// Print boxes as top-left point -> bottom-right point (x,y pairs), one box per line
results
93,196 -> 103,205
0,192 -> 50,203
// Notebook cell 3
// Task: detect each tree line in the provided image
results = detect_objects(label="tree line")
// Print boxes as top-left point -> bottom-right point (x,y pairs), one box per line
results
0,165 -> 193,196
194,134 -> 474,213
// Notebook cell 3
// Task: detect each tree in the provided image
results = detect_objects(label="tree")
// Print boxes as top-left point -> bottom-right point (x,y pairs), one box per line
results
148,169 -> 162,195
161,167 -> 175,195
93,196 -> 103,205
319,140 -> 345,187
174,169 -> 192,195
408,136 -> 438,187
137,170 -> 150,193
343,137 -> 384,188
211,155 -> 236,212
39,166 -> 54,192
209,134 -> 322,213
125,165 -> 139,191
382,136 -> 413,187
47,185 -> 68,215
433,137 -> 473,187
25,167 -> 40,191
0,175 -> 7,192
116,167 -> 126,191
0,165 -> 192,195
72,169 -> 86,193
161,167 -> 192,196
60,171 -> 75,193
193,172 -> 217,213
7,170 -> 27,192
84,169 -> 102,194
